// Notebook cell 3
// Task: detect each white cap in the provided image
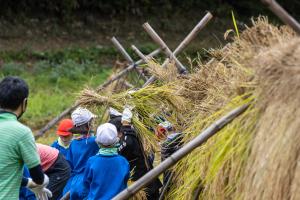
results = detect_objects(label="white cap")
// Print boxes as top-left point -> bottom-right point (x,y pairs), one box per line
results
121,108 -> 133,123
71,107 -> 96,127
159,121 -> 173,130
96,123 -> 119,146
109,107 -> 122,117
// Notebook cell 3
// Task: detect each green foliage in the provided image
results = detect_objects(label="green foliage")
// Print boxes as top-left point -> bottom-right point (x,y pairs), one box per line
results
0,0 -> 299,20
231,11 -> 240,39
0,62 -> 27,75
0,47 -> 112,130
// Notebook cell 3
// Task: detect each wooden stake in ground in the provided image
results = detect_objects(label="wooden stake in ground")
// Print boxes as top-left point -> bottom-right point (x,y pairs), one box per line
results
132,12 -> 213,87
261,0 -> 300,34
112,103 -> 250,200
35,48 -> 161,139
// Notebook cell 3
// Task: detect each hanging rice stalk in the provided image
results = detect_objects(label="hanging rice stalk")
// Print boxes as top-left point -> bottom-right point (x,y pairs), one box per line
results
77,84 -> 187,151
165,17 -> 299,200
74,16 -> 299,200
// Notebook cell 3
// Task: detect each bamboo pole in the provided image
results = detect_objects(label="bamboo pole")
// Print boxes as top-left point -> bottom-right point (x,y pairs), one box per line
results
111,37 -> 134,63
142,23 -> 187,73
131,45 -> 158,87
131,45 -> 151,63
158,12 -> 212,68
261,0 -> 300,35
112,103 -> 250,200
34,48 -> 161,139
140,13 -> 213,87
173,12 -> 212,55
111,37 -> 148,81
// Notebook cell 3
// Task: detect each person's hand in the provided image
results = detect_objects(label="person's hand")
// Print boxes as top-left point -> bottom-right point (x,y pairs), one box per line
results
122,107 -> 133,123
28,184 -> 52,200
26,175 -> 52,200
35,188 -> 52,200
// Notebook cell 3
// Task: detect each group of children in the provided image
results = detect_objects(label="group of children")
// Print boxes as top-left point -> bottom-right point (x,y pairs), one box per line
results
20,106 -> 183,200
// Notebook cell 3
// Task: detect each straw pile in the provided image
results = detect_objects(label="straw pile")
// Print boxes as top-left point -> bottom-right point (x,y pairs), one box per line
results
76,17 -> 300,199
77,84 -> 186,152
166,17 -> 300,200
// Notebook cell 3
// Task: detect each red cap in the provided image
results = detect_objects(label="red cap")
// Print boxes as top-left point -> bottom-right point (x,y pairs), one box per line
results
155,125 -> 167,140
56,119 -> 74,136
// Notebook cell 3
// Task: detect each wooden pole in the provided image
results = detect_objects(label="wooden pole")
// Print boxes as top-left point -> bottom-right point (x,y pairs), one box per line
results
112,103 -> 250,200
173,12 -> 212,55
139,13 -> 213,87
142,22 -> 187,74
131,45 -> 151,63
34,48 -> 161,139
111,37 -> 134,63
261,0 -> 300,35
111,37 -> 148,81
131,45 -> 160,87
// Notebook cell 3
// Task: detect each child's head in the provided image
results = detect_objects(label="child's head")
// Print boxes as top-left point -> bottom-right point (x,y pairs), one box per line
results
70,107 -> 96,135
108,116 -> 122,138
57,119 -> 73,145
96,123 -> 119,148
155,121 -> 173,140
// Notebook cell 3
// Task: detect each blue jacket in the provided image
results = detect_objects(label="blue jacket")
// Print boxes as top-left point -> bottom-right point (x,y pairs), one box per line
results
66,136 -> 99,174
82,154 -> 130,200
51,141 -> 69,158
64,136 -> 99,199
19,166 -> 36,200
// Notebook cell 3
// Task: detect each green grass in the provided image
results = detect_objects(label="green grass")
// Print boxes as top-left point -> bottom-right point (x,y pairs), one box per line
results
0,47 -> 113,133
0,43 -> 209,145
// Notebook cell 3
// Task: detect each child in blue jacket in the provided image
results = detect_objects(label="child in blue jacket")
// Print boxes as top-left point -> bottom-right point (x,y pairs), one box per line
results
63,107 -> 99,200
81,123 -> 130,200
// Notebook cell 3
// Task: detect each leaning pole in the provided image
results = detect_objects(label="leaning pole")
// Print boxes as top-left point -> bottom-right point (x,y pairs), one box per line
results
112,103 -> 250,200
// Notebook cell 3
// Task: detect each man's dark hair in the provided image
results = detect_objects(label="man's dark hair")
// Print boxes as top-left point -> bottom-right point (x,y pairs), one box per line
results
0,76 -> 29,110
108,116 -> 122,132
69,123 -> 90,135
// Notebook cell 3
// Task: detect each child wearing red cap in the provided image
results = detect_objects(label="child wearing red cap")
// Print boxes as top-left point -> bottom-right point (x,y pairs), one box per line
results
51,119 -> 74,158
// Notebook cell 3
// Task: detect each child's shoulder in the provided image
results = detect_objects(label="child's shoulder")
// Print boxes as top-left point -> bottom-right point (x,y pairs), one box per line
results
51,140 -> 59,147
117,154 -> 130,164
86,154 -> 99,164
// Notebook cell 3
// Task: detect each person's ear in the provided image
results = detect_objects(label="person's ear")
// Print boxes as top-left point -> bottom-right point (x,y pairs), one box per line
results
22,98 -> 28,112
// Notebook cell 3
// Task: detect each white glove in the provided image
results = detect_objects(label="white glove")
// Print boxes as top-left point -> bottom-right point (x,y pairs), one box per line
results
122,107 -> 133,123
35,188 -> 53,200
26,175 -> 52,200
109,107 -> 122,117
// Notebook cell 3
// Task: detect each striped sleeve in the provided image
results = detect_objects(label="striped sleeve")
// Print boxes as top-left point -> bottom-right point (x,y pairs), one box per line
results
18,131 -> 40,169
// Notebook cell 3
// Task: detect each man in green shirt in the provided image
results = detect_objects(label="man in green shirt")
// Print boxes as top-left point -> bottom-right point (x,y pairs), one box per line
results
0,76 -> 52,200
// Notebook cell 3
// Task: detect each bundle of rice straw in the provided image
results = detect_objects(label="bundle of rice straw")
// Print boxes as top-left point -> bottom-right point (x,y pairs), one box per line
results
77,84 -> 186,152
165,17 -> 299,200
75,16 -> 299,200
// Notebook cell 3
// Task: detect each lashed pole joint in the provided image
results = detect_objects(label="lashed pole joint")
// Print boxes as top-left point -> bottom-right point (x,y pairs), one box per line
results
112,103 -> 250,200
142,22 -> 187,74
137,12 -> 213,87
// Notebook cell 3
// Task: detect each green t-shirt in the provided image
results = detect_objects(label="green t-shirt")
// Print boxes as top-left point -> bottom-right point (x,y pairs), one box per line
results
0,112 -> 40,199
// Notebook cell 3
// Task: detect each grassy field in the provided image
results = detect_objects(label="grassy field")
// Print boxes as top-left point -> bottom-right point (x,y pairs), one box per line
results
0,42 -> 172,144
0,12 -> 232,144
0,46 -> 117,144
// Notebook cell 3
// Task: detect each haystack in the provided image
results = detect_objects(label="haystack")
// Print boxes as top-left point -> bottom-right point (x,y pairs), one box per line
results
76,17 -> 300,200
166,17 -> 300,200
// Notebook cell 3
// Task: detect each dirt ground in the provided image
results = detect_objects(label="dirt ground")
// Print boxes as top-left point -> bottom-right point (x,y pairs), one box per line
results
0,14 -> 229,52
